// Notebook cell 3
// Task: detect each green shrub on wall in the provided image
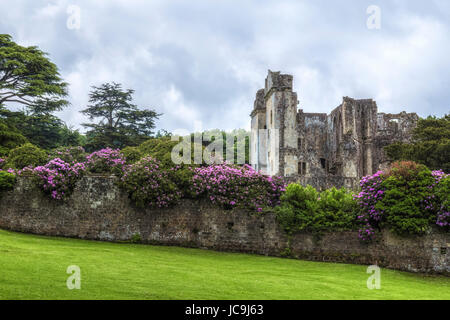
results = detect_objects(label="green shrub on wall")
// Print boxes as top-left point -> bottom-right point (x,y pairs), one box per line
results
120,146 -> 143,164
119,156 -> 182,208
376,162 -> 435,235
435,175 -> 449,229
0,171 -> 16,193
48,146 -> 87,164
7,143 -> 47,169
275,184 -> 357,235
354,161 -> 449,240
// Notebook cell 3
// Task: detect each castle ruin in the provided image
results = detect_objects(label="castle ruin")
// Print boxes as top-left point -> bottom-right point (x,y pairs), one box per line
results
250,70 -> 419,189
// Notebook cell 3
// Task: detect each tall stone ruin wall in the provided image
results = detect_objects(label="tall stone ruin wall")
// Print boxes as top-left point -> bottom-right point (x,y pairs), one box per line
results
250,71 -> 419,190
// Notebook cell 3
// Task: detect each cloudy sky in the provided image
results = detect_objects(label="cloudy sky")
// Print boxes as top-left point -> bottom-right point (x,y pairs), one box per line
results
1,0 -> 449,133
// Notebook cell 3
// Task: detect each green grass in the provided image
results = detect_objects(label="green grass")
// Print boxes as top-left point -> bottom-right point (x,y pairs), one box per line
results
0,229 -> 448,300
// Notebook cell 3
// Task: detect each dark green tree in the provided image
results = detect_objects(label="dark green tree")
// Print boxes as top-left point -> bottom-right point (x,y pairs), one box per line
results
385,115 -> 450,172
81,82 -> 161,150
0,106 -> 83,150
0,34 -> 68,114
0,118 -> 27,156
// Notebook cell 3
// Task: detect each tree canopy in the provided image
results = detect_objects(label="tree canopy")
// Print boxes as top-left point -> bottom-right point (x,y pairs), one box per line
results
81,82 -> 161,150
384,115 -> 450,172
0,34 -> 68,114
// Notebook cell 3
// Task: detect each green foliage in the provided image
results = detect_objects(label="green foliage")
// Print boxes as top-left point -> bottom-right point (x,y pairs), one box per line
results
275,184 -> 357,235
167,165 -> 197,198
7,143 -> 47,169
0,171 -> 15,192
81,82 -> 161,150
376,163 -> 435,236
191,129 -> 250,164
0,118 -> 27,156
385,115 -> 450,172
435,176 -> 449,214
120,146 -> 143,164
118,156 -> 182,208
48,146 -> 86,164
0,106 -> 84,151
0,34 -> 68,114
139,136 -> 204,168
317,187 -> 359,231
130,233 -> 142,244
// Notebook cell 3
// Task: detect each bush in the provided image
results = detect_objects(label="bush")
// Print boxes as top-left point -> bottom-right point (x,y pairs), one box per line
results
139,136 -> 205,168
139,137 -> 179,168
86,148 -> 125,174
275,184 -> 319,234
0,157 -> 5,170
0,120 -> 28,157
276,184 -> 357,235
355,161 -> 449,240
167,164 -> 197,198
118,156 -> 182,208
31,158 -> 86,200
432,171 -> 449,229
7,143 -> 47,169
0,171 -> 16,192
377,162 -> 436,236
191,164 -> 286,211
48,146 -> 87,164
354,170 -> 385,241
120,146 -> 143,164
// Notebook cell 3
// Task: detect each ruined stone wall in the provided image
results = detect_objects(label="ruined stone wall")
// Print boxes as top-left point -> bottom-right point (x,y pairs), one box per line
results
250,89 -> 267,173
251,71 -> 419,190
299,113 -> 328,177
375,112 -> 419,172
0,176 -> 448,274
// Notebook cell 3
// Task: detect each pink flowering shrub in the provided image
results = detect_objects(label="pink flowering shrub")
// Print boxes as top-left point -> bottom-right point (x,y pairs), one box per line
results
191,164 -> 286,211
0,157 -> 5,169
433,171 -> 449,228
86,148 -> 125,174
32,158 -> 86,200
355,162 -> 449,241
353,171 -> 385,241
119,156 -> 182,208
49,146 -> 87,164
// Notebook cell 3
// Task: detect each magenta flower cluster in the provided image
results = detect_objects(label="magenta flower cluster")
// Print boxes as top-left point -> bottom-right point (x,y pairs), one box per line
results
431,170 -> 449,228
32,158 -> 86,200
85,148 -> 125,173
191,163 -> 286,211
50,146 -> 86,164
353,171 -> 385,241
0,157 -> 16,174
120,156 -> 182,208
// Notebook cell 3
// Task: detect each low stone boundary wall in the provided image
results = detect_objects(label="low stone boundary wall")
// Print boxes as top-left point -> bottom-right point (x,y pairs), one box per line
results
0,176 -> 448,274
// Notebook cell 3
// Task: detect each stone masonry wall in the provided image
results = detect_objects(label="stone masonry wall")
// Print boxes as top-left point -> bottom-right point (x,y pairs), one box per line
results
0,176 -> 448,274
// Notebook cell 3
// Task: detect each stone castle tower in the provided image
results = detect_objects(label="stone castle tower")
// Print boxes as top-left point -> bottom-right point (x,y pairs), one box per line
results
250,70 -> 419,189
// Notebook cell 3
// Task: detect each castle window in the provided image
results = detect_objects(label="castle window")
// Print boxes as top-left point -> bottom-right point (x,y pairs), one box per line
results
298,162 -> 307,175
298,138 -> 302,149
270,110 -> 273,126
320,158 -> 326,169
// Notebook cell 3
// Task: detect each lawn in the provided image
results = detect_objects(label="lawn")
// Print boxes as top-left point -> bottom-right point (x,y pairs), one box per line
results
0,229 -> 448,300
